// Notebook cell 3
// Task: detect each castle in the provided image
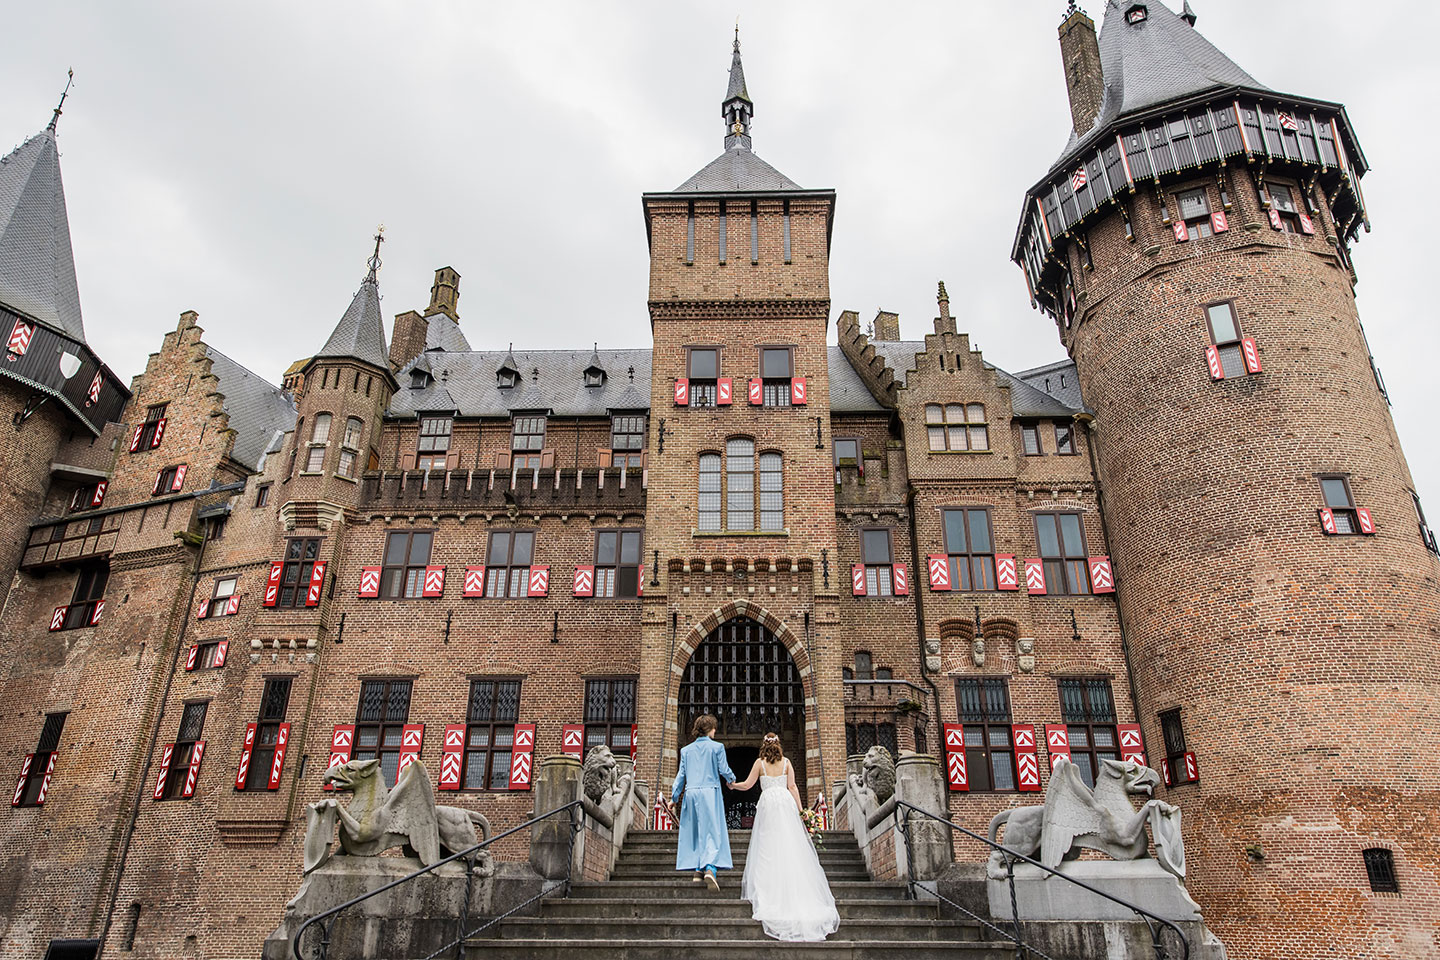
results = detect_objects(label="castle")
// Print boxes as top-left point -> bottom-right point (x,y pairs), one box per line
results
0,4 -> 1435,959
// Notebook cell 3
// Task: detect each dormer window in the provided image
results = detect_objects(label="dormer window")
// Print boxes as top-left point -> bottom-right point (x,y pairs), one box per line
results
585,368 -> 605,388
498,369 -> 519,388
410,369 -> 430,390
1126,5 -> 1147,24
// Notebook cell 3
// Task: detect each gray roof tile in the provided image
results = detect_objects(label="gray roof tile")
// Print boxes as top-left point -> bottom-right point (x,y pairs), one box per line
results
0,128 -> 85,341
390,348 -> 653,419
205,345 -> 298,470
315,277 -> 390,370
828,346 -> 886,413
1014,359 -> 1087,410
424,313 -> 471,353
862,340 -> 1081,418
674,147 -> 802,193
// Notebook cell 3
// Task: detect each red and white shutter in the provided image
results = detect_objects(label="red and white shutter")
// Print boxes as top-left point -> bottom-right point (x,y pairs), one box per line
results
1162,759 -> 1172,787
561,724 -> 584,758
1024,559 -> 1047,595
91,481 -> 107,507
1298,212 -> 1315,234
717,377 -> 732,405
1013,725 -> 1041,792
1044,724 -> 1072,771
325,724 -> 355,788
748,378 -> 763,405
267,723 -> 291,789
264,561 -> 283,606
573,565 -> 594,597
674,378 -> 689,406
224,596 -> 239,616
508,723 -> 536,789
88,371 -> 103,405
630,724 -> 638,758
942,723 -> 968,791
11,755 -> 33,806
170,463 -> 187,491
892,563 -> 909,596
1205,345 -> 1225,380
851,564 -> 867,596
1357,507 -> 1375,535
398,724 -> 424,775
1182,752 -> 1199,783
90,601 -> 104,625
1087,556 -> 1115,594
1210,210 -> 1229,233
358,567 -> 381,597
184,644 -> 199,671
654,797 -> 675,830
129,425 -> 144,453
790,377 -> 807,405
151,418 -> 167,448
926,555 -> 952,591
463,566 -> 486,597
49,606 -> 67,631
1268,208 -> 1284,231
1318,508 -> 1338,535
438,724 -> 465,790
637,565 -> 644,596
235,723 -> 257,789
1241,338 -> 1262,374
1173,220 -> 1189,242
306,561 -> 327,606
1117,723 -> 1147,765
35,753 -> 56,804
527,565 -> 550,597
181,741 -> 206,797
213,640 -> 229,667
995,555 -> 1019,591
152,743 -> 174,799
422,565 -> 445,597
6,318 -> 35,358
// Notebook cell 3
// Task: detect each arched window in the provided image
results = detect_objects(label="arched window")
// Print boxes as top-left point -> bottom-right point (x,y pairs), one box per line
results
338,417 -> 363,478
306,413 -> 331,471
726,438 -> 754,530
698,453 -> 722,531
697,441 -> 784,532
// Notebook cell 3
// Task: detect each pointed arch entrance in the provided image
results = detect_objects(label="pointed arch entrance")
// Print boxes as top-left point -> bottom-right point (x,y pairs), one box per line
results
677,615 -> 806,827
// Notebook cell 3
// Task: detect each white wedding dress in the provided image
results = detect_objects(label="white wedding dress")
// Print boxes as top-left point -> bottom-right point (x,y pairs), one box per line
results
740,760 -> 841,941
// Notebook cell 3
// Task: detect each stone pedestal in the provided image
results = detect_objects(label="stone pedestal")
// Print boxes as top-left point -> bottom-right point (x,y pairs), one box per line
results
530,755 -> 583,879
987,859 -> 1203,922
893,753 -> 952,884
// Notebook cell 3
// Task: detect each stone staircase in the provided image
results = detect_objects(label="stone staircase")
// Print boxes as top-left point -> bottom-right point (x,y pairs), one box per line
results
471,829 -> 1016,958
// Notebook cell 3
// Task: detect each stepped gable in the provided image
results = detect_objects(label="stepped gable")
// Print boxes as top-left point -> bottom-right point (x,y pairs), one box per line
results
0,126 -> 85,341
203,346 -> 297,470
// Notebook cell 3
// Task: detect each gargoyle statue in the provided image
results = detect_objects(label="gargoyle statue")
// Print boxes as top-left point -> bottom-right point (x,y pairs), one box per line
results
302,758 -> 491,874
986,757 -> 1184,880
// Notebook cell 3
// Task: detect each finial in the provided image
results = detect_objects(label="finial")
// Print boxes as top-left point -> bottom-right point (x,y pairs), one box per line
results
735,16 -> 740,48
364,225 -> 385,282
937,281 -> 951,321
1180,0 -> 1197,26
47,69 -> 74,133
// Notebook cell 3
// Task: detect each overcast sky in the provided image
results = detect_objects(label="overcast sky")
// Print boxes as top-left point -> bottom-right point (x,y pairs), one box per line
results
2,1 -> 1436,513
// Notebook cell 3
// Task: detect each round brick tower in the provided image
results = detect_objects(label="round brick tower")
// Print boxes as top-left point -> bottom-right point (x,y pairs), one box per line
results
1013,5 -> 1440,958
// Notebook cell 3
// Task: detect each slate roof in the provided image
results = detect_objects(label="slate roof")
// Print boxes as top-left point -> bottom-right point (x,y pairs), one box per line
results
314,277 -> 390,370
390,348 -> 653,418
674,147 -> 803,193
1014,359 -> 1086,411
424,312 -> 471,353
205,345 -> 298,470
865,340 -> 1082,418
0,127 -> 85,341
828,346 -> 886,413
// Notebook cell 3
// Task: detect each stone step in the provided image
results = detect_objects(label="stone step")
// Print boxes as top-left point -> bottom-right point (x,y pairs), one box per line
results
465,938 -> 1015,960
609,868 -> 875,882
569,880 -> 911,902
490,917 -> 981,943
540,897 -> 941,922
614,853 -> 867,870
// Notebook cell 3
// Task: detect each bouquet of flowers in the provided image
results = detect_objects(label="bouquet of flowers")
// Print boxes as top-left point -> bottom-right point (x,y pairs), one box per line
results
799,807 -> 825,849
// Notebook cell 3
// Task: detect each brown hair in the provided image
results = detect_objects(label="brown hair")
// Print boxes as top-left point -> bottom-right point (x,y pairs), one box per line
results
691,714 -> 718,738
759,733 -> 783,764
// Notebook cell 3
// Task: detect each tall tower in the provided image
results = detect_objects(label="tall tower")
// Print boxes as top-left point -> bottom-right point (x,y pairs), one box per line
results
1013,4 -> 1439,957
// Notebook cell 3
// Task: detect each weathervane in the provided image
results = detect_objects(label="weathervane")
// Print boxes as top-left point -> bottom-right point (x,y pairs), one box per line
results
47,69 -> 74,132
365,224 -> 385,282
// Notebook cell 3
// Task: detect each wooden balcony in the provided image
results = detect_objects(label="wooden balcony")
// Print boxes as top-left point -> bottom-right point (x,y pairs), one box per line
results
22,513 -> 122,569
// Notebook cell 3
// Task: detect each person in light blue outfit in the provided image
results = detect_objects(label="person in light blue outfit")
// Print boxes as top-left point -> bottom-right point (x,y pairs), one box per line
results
671,714 -> 736,890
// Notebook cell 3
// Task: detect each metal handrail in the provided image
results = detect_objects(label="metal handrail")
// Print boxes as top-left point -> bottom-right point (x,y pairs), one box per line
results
893,799 -> 1189,960
291,799 -> 584,960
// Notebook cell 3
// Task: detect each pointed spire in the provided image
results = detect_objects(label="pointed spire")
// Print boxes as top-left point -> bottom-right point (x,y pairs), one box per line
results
722,28 -> 754,151
47,69 -> 74,133
1180,0 -> 1197,26
313,233 -> 390,371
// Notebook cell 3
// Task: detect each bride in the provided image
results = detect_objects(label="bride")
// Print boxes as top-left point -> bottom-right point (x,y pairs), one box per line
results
727,733 -> 841,941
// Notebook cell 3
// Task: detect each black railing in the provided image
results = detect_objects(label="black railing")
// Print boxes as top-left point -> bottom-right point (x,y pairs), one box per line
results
893,799 -> 1189,960
291,799 -> 584,960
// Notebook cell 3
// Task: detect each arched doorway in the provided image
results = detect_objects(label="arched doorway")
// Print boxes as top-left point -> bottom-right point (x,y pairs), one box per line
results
677,616 -> 805,827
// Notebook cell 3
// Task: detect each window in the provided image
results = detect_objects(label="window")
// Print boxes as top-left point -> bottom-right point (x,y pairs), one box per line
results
496,367 -> 518,389
381,531 -> 433,599
584,368 -> 604,388
209,577 -> 238,616
758,452 -> 783,530
193,640 -> 226,670
1363,848 -> 1400,894
956,678 -> 1016,791
834,437 -> 861,482
584,678 -> 636,756
761,348 -> 793,407
1176,187 -> 1213,240
1320,477 -> 1359,534
1059,679 -> 1118,789
698,453 -> 722,531
862,528 -> 895,596
464,679 -> 521,790
338,417 -> 363,478
161,702 -> 208,799
152,465 -> 181,496
943,509 -> 997,591
305,414 -> 331,472
201,514 -> 227,541
485,530 -> 534,598
1205,301 -> 1247,378
511,415 -> 546,469
595,529 -> 642,598
610,415 -> 645,468
277,538 -> 321,608
925,403 -> 988,452
1266,182 -> 1302,232
1021,424 -> 1041,456
1159,708 -> 1189,787
1055,423 -> 1075,455
416,416 -> 452,472
687,348 -> 719,408
699,439 -> 783,533
1035,513 -> 1090,595
726,438 -> 754,530
241,678 -> 292,791
61,563 -> 108,630
354,680 -> 412,787
846,722 -> 897,757
15,712 -> 65,806
853,650 -> 873,680
135,403 -> 167,451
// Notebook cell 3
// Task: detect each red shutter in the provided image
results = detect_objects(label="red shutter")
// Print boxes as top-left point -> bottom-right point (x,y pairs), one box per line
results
508,723 -> 536,789
561,724 -> 584,758
196,598 -> 210,620
892,563 -> 909,596
185,645 -> 198,671
748,378 -> 763,405
358,567 -> 381,597
264,561 -> 283,606
1357,507 -> 1375,535
463,566 -> 486,597
171,464 -> 187,491
716,377 -> 732,405
1268,208 -> 1283,230
49,606 -> 67,632
267,723 -> 291,789
11,754 -> 33,806
1044,724 -> 1072,770
1172,220 -> 1188,242
790,377 -> 807,405
1241,338 -> 1262,374
6,318 -> 35,357
926,555 -> 952,591
1210,211 -> 1229,233
1205,345 -> 1225,380
88,371 -> 103,405
398,724 -> 424,776
325,725 -> 355,788
851,564 -> 866,596
152,743 -> 174,800
995,555 -> 1019,590
527,566 -> 550,597
674,378 -> 689,406
1162,759 -> 1172,787
35,753 -> 56,804
573,565 -> 594,597
1087,556 -> 1115,594
90,601 -> 104,625
942,724 -> 968,791
306,561 -> 327,606
1024,559 -> 1047,595
153,471 -> 163,495
1117,723 -> 1146,765
151,417 -> 167,448
181,741 -> 206,797
235,723 -> 257,790
224,596 -> 239,616
91,481 -> 107,507
637,564 -> 644,597
129,425 -> 144,453
1182,752 -> 1199,783
630,724 -> 638,758
422,565 -> 445,597
438,724 -> 465,790
1318,508 -> 1338,535
1013,725 -> 1041,792
214,640 -> 229,667
1299,212 -> 1315,235
654,797 -> 674,830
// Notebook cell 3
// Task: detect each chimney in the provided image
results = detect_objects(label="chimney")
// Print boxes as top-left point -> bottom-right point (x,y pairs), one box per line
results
426,266 -> 461,320
1059,7 -> 1104,133
872,310 -> 901,342
934,281 -> 956,336
389,310 -> 426,371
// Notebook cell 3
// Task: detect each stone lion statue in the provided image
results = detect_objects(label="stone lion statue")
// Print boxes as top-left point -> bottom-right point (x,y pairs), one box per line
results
846,745 -> 896,815
987,757 -> 1184,880
581,745 -> 639,828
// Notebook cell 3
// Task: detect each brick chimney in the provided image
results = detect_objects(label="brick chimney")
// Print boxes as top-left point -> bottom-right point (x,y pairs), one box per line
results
389,310 -> 426,371
1059,7 -> 1103,133
872,310 -> 900,341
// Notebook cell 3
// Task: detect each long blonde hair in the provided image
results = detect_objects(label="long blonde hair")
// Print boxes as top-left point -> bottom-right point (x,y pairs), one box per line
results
759,733 -> 783,765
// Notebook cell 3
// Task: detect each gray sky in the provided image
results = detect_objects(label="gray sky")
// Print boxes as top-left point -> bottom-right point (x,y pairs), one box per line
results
3,1 -> 1437,515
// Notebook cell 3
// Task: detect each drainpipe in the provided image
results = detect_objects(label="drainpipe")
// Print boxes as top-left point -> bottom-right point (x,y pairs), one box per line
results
904,485 -> 944,755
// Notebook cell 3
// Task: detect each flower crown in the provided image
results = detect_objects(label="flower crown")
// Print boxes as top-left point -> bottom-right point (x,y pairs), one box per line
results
763,734 -> 780,743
